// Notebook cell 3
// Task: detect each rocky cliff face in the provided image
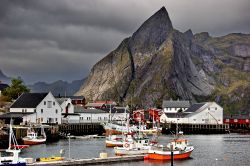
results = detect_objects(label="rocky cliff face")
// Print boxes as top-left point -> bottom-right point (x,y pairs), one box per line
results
76,7 -> 250,115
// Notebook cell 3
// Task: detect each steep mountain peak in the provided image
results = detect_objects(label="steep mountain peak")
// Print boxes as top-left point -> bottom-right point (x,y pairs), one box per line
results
129,6 -> 173,55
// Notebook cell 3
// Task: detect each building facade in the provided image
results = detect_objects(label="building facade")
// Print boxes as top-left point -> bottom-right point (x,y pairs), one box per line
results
10,92 -> 62,124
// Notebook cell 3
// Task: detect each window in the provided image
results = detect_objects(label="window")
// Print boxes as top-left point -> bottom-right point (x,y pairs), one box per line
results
41,118 -> 43,122
87,117 -> 91,120
215,107 -> 217,110
41,109 -> 43,113
34,109 -> 36,113
22,109 -> 24,113
53,102 -> 55,106
208,107 -> 210,110
47,101 -> 52,108
193,119 -> 196,121
55,109 -> 58,114
55,118 -> 58,122
44,101 -> 46,105
202,119 -> 204,121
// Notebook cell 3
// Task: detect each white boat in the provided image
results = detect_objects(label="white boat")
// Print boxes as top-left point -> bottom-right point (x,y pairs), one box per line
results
114,133 -> 151,156
22,125 -> 46,145
105,135 -> 128,147
0,121 -> 26,166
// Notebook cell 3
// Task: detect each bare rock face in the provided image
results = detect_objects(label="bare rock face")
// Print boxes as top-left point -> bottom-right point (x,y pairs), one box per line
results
76,7 -> 250,114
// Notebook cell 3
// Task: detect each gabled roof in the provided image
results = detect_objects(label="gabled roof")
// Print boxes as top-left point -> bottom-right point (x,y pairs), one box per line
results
11,92 -> 48,108
185,103 -> 206,113
0,83 -> 9,91
56,98 -> 70,105
162,100 -> 190,108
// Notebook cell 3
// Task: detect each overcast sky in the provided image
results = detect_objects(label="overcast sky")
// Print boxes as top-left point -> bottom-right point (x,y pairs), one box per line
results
0,0 -> 250,84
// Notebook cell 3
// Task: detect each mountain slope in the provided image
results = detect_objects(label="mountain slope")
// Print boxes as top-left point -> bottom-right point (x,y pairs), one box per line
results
76,7 -> 250,115
29,79 -> 85,96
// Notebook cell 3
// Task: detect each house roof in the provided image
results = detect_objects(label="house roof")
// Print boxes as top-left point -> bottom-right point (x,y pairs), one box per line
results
184,103 -> 206,113
0,112 -> 34,119
85,102 -> 105,107
162,100 -> 191,108
67,96 -> 85,100
74,106 -> 106,114
10,92 -> 48,108
102,107 -> 127,113
0,83 -> 9,91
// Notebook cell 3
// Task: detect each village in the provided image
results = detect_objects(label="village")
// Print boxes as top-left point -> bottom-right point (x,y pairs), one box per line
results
1,81 -> 250,165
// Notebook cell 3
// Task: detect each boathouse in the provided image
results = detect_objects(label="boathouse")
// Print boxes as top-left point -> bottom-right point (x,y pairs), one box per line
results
9,92 -> 62,124
160,102 -> 223,124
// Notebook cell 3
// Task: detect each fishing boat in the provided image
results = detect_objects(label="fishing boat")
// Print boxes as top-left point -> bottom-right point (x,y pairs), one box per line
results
114,133 -> 151,156
36,156 -> 64,162
22,125 -> 46,145
144,124 -> 194,161
0,121 -> 26,166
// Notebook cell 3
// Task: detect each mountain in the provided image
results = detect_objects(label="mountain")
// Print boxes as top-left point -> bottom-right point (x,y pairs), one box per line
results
29,78 -> 85,96
0,70 -> 11,84
76,7 -> 250,115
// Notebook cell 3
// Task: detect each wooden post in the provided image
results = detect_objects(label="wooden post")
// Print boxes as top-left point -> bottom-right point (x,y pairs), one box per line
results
170,144 -> 174,166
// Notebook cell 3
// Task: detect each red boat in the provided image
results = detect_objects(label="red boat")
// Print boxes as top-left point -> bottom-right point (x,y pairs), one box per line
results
11,144 -> 29,149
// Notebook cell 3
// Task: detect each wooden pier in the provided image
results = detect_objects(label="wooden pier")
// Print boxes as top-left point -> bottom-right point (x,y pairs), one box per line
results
59,123 -> 104,136
27,155 -> 144,166
162,123 -> 230,134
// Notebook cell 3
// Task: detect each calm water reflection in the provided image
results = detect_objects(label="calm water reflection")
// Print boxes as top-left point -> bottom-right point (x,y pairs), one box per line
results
20,134 -> 250,166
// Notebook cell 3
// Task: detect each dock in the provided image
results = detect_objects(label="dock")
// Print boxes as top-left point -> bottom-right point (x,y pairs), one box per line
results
27,155 -> 144,166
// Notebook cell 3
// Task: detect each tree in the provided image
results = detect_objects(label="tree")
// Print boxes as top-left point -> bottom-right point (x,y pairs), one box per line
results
2,78 -> 30,100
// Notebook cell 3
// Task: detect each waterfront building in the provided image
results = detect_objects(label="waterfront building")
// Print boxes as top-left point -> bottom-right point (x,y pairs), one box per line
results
67,96 -> 85,106
9,92 -> 62,124
162,99 -> 191,113
74,106 -> 109,123
160,102 -> 223,124
85,100 -> 117,109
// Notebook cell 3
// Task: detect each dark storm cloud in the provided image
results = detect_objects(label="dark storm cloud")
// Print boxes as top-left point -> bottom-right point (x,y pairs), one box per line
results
0,0 -> 250,83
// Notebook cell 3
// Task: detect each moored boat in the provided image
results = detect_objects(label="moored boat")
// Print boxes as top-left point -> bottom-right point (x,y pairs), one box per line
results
145,137 -> 194,160
114,133 -> 151,156
22,126 -> 46,145
0,121 -> 26,166
105,135 -> 126,147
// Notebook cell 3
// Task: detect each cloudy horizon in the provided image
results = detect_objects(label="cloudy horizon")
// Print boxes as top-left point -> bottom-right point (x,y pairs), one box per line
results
0,0 -> 250,84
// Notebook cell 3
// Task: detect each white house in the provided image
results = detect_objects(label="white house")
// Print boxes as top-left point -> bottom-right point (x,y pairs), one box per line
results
10,92 -> 62,124
162,100 -> 191,113
160,102 -> 223,124
74,106 -> 109,123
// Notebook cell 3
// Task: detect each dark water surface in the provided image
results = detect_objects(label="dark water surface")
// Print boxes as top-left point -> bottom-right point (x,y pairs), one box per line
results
20,134 -> 250,166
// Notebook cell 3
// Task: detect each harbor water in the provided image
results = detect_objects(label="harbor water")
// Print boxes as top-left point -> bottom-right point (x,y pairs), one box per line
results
20,133 -> 250,166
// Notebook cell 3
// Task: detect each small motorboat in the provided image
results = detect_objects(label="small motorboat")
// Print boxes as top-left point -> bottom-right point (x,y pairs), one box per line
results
114,134 -> 151,156
22,125 -> 46,145
105,135 -> 124,147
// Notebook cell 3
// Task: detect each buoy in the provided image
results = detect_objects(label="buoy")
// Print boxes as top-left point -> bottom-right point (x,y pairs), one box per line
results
100,152 -> 108,159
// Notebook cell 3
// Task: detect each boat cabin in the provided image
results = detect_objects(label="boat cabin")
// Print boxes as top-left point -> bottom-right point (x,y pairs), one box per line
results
169,139 -> 189,151
27,132 -> 38,139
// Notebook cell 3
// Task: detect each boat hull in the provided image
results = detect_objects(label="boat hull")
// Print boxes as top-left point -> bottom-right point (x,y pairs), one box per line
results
22,138 -> 46,145
145,150 -> 193,160
36,157 -> 64,162
105,141 -> 123,147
